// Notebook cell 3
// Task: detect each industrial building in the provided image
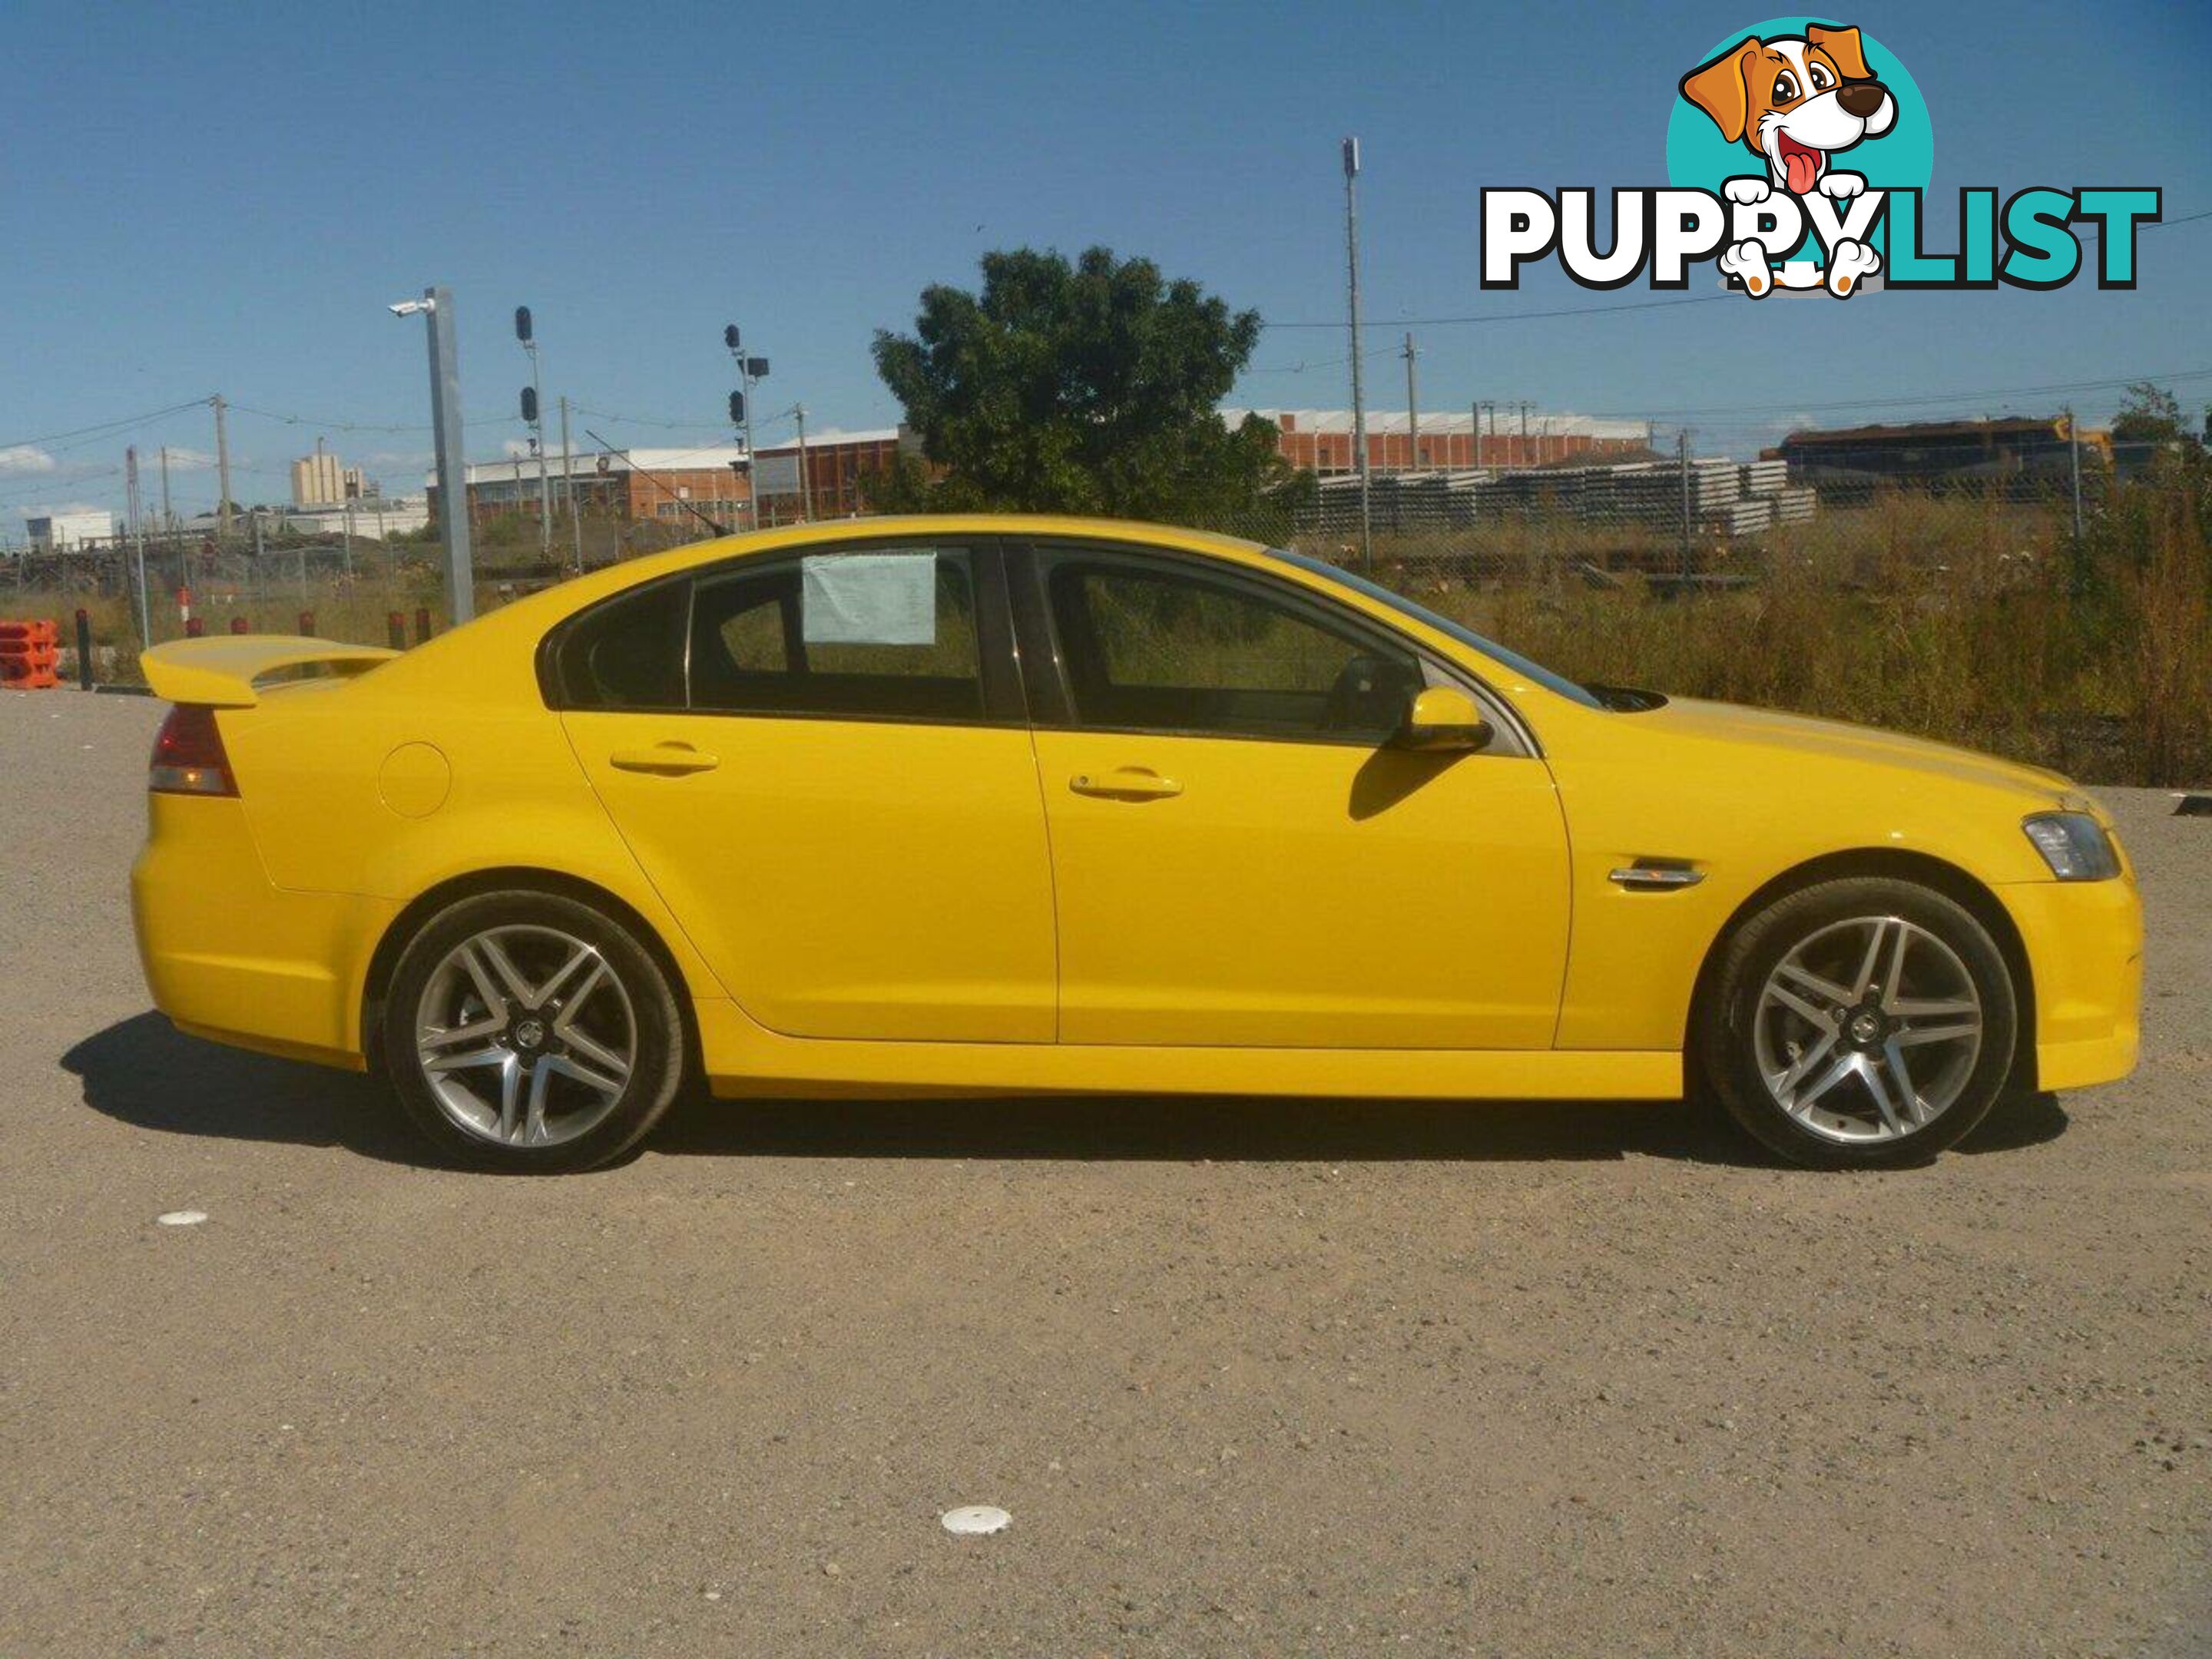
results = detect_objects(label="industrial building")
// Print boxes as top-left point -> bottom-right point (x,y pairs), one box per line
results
1773,416 -> 2105,496
1229,409 -> 1654,473
290,449 -> 369,506
25,510 -> 115,551
438,429 -> 906,528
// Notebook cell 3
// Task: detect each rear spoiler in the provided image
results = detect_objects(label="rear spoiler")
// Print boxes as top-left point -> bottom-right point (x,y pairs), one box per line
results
140,635 -> 398,708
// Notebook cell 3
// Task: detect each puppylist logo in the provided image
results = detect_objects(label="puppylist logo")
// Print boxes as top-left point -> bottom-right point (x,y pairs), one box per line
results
1482,16 -> 2161,300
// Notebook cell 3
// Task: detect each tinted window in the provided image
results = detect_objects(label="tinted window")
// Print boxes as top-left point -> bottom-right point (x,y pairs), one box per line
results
689,547 -> 985,722
1264,545 -> 1603,710
551,579 -> 687,710
1043,554 -> 1420,741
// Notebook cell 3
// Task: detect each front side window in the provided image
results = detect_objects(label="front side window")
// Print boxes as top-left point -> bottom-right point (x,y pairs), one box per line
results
1041,552 -> 1421,742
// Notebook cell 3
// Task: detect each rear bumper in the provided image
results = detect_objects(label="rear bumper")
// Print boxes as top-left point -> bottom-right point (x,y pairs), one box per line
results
131,795 -> 393,1068
1998,875 -> 2144,1092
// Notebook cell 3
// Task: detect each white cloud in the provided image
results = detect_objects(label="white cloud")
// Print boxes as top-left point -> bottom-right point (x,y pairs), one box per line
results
0,445 -> 58,476
501,439 -> 540,459
19,500 -> 108,519
157,446 -> 218,470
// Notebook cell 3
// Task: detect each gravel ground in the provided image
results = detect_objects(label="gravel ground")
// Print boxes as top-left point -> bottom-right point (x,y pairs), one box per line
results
2,689 -> 2206,1657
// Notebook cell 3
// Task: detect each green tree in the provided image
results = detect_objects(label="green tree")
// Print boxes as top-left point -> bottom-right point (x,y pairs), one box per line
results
869,246 -> 1292,524
2111,382 -> 2202,450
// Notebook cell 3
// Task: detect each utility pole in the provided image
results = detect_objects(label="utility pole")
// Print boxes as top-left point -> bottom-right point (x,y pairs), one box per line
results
1400,333 -> 1421,471
158,446 -> 174,533
212,394 -> 233,541
390,286 -> 475,624
1518,400 -> 1532,466
793,405 -> 813,522
1342,137 -> 1372,571
2066,404 -> 2084,538
1677,427 -> 1695,583
126,446 -> 151,647
560,394 -> 581,573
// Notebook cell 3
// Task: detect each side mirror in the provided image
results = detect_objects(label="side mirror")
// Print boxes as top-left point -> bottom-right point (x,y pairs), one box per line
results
1393,685 -> 1494,753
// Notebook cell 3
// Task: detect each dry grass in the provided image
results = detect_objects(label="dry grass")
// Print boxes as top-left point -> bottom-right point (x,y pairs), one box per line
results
1359,478 -> 2209,787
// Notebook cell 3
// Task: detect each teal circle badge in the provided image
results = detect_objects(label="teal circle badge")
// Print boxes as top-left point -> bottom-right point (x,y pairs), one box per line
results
1667,17 -> 1932,276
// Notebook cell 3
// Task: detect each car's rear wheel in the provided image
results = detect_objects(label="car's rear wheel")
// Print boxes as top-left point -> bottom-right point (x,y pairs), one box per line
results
382,891 -> 687,1172
1697,876 -> 2018,1169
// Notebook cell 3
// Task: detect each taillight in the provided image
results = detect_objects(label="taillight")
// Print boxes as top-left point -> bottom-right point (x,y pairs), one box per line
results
150,704 -> 239,796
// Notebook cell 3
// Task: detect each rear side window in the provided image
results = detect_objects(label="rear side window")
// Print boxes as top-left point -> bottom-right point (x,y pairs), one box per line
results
688,547 -> 984,721
549,580 -> 687,710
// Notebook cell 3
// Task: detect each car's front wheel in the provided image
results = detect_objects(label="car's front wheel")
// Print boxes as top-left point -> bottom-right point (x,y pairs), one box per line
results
1697,876 -> 2019,1169
382,890 -> 688,1172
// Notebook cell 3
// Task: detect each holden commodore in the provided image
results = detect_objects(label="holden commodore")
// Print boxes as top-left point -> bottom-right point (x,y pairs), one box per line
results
131,515 -> 2141,1172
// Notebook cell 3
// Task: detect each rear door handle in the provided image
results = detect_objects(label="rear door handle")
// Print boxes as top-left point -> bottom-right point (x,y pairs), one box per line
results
1070,767 -> 1182,800
609,743 -> 720,776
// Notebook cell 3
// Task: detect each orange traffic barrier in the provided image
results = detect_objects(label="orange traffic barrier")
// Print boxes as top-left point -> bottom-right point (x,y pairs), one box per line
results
0,619 -> 61,690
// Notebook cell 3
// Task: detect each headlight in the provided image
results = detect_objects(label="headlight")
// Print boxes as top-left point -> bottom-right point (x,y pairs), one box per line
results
2022,812 -> 2120,881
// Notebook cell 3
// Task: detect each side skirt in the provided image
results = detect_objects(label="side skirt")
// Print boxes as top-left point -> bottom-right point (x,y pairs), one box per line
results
694,999 -> 1680,1103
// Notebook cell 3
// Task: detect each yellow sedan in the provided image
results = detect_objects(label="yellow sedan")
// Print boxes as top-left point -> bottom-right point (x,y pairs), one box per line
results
132,515 -> 2141,1171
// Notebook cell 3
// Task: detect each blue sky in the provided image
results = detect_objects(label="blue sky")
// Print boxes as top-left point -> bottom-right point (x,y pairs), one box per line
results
5,0 -> 2207,522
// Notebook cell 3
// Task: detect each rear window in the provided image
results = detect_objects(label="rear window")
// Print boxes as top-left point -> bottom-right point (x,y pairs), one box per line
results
689,550 -> 983,721
545,547 -> 987,724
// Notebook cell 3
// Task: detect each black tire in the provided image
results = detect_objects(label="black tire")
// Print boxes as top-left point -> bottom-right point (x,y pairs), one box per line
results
1694,876 -> 2019,1170
381,889 -> 688,1173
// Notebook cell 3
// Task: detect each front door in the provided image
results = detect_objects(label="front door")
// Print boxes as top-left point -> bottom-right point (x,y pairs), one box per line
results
1018,544 -> 1571,1049
556,540 -> 1056,1043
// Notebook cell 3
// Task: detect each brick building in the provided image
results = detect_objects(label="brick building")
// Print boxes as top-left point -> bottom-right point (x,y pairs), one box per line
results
437,429 -> 910,529
1229,409 -> 1653,473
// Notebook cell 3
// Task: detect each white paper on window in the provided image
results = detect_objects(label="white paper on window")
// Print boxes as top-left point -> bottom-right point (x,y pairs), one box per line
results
800,552 -> 938,645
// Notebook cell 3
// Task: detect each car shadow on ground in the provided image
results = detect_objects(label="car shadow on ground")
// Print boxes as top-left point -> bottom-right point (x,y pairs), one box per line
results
64,1012 -> 429,1166
65,1010 -> 2069,1170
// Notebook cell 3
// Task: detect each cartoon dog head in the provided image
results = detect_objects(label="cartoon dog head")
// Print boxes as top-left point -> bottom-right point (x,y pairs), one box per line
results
1680,23 -> 1896,195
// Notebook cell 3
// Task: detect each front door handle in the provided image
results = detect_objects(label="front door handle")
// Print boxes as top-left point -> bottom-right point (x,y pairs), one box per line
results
1070,767 -> 1183,800
609,743 -> 720,776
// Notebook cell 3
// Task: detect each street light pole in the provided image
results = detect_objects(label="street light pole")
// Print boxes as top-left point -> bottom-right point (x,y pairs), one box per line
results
1343,137 -> 1372,572
392,286 -> 475,625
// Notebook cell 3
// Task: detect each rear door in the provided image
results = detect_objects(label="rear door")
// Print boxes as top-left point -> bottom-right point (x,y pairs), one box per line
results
555,538 -> 1057,1043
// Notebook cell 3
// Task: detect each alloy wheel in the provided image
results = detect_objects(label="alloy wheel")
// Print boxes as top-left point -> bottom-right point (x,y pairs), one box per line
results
412,924 -> 637,1148
1750,914 -> 1983,1144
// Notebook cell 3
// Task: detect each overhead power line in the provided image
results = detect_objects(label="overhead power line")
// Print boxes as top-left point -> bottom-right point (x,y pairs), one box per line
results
1263,204 -> 2210,332
0,397 -> 215,454
1263,293 -> 1734,331
1582,366 -> 2212,422
227,401 -> 515,434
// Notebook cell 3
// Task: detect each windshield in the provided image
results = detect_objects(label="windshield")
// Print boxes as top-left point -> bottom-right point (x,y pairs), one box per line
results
1266,547 -> 1605,710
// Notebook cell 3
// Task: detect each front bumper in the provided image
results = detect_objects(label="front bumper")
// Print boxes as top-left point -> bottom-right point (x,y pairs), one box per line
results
1997,873 -> 2144,1092
131,794 -> 394,1069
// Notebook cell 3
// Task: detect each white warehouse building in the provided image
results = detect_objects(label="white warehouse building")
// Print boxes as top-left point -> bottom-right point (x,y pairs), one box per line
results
25,510 -> 116,551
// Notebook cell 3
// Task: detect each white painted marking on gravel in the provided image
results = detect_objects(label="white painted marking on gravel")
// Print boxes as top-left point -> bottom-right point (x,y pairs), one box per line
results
155,1210 -> 207,1227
